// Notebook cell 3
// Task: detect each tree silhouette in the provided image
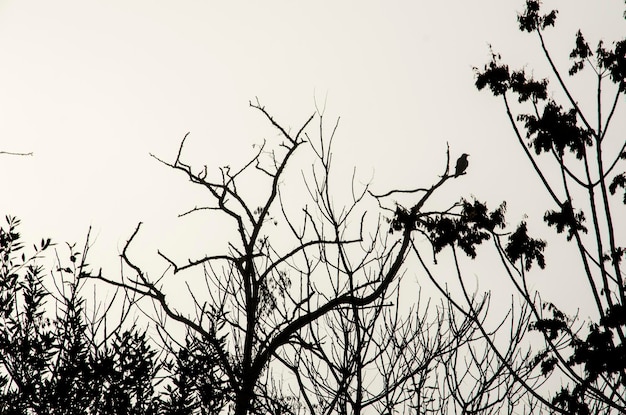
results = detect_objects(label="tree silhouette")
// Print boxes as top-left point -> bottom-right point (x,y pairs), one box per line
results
86,96 -> 508,415
2,2 -> 623,414
0,217 -> 166,414
461,1 -> 626,413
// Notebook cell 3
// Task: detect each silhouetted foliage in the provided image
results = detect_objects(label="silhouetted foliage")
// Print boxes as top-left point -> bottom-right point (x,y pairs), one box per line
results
544,200 -> 588,241
0,216 -> 205,415
475,58 -> 510,96
419,199 -> 506,259
504,221 -> 546,271
2,2 -> 624,415
519,101 -> 593,159
161,335 -> 231,415
472,1 -> 626,413
609,171 -> 626,203
517,0 -> 557,32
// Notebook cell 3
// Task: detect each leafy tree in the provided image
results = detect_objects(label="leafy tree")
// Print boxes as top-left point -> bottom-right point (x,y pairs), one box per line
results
0,216 -> 163,414
450,1 -> 626,413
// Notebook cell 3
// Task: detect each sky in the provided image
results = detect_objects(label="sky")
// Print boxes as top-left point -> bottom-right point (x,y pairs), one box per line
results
0,1 -> 624,318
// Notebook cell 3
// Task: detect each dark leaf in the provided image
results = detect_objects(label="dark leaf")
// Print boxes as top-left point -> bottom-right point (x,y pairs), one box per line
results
600,304 -> 626,328
505,221 -> 546,270
461,199 -> 507,231
569,31 -> 592,75
510,70 -> 548,102
609,172 -> 626,203
518,101 -> 592,159
597,38 -> 626,91
540,356 -> 558,375
475,59 -> 510,96
518,1 -> 558,33
544,200 -> 587,240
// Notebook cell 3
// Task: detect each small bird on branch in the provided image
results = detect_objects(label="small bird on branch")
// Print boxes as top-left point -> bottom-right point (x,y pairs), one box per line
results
454,153 -> 469,177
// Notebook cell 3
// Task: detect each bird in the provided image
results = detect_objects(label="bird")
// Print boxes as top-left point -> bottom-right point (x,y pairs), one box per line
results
454,154 -> 469,177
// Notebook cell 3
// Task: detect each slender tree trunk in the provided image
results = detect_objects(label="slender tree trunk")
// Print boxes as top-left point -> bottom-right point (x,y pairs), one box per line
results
234,378 -> 254,415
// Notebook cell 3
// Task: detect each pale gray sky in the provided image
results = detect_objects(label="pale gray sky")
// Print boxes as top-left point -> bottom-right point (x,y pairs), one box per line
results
0,1 -> 624,313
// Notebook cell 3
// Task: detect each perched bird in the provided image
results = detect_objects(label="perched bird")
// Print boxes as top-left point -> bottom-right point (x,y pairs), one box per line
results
454,154 -> 469,177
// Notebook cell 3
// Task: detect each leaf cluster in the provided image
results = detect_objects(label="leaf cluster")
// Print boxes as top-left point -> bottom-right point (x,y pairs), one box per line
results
609,167 -> 626,205
519,102 -> 592,159
0,216 -> 232,415
571,30 -> 626,91
504,221 -> 547,271
517,0 -> 558,32
529,302 -> 568,342
544,200 -> 587,241
476,59 -> 594,160
419,199 -> 506,259
161,335 -> 231,415
550,308 -> 626,415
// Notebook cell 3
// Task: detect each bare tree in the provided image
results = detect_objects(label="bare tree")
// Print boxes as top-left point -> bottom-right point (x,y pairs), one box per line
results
89,97 -> 498,415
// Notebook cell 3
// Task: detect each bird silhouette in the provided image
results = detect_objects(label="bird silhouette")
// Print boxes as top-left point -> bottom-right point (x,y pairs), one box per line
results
454,154 -> 469,177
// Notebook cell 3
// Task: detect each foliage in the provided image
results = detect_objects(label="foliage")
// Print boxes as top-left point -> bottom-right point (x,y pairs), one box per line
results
471,1 -> 626,413
2,2 -> 624,415
0,216 -> 179,414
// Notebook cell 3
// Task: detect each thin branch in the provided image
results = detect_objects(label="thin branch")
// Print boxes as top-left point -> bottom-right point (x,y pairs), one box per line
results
0,150 -> 33,156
